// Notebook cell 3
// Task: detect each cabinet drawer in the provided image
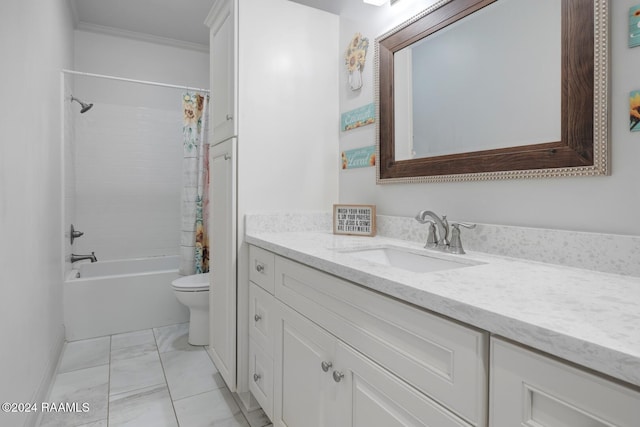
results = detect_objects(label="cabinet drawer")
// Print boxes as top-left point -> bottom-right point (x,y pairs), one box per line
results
490,338 -> 640,427
274,255 -> 488,426
249,245 -> 275,294
336,341 -> 472,427
249,282 -> 276,356
249,338 -> 274,421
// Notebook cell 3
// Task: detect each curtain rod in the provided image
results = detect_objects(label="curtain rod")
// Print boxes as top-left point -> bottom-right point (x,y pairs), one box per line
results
62,69 -> 210,94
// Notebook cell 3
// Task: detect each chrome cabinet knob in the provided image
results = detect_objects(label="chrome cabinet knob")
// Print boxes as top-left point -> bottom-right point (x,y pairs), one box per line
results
253,373 -> 261,382
256,264 -> 265,273
321,361 -> 333,372
254,314 -> 262,322
332,370 -> 344,383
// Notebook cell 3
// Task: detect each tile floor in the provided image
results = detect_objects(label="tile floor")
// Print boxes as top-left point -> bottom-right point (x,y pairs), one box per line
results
39,323 -> 272,427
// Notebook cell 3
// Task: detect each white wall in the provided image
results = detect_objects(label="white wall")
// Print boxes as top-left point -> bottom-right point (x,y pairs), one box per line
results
0,1 -> 74,426
69,31 -> 209,261
339,0 -> 640,236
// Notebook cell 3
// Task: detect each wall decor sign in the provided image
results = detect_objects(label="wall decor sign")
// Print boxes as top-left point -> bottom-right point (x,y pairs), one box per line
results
630,6 -> 640,47
630,90 -> 640,131
345,32 -> 369,90
333,204 -> 376,236
341,103 -> 375,131
341,145 -> 376,169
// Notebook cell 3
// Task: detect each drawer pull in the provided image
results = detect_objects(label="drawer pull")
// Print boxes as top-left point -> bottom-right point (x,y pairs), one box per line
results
254,314 -> 262,322
256,263 -> 265,273
332,370 -> 344,383
253,373 -> 261,382
321,361 -> 333,372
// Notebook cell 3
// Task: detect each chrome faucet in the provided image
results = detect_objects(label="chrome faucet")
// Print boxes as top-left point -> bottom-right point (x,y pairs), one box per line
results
415,210 -> 449,249
71,252 -> 97,263
415,210 -> 476,254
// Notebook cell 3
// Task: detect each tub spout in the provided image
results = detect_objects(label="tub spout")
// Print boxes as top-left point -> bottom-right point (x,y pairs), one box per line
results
71,252 -> 97,263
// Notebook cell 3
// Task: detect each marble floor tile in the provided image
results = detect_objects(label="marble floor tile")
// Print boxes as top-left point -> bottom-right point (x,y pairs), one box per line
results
153,322 -> 195,353
111,341 -> 158,362
111,329 -> 155,351
76,420 -> 107,427
109,384 -> 178,427
173,388 -> 249,427
59,336 -> 110,374
109,348 -> 165,396
244,408 -> 272,427
39,365 -> 109,427
161,347 -> 226,401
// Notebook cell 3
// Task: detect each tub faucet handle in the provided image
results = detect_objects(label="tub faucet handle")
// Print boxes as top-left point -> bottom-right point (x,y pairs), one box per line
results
70,224 -> 84,244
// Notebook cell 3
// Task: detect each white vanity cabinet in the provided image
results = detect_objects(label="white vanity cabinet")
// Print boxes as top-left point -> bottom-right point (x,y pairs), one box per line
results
490,338 -> 640,427
248,245 -> 488,426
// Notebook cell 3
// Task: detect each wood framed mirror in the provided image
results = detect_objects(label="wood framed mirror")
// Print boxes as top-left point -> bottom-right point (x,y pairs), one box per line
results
375,0 -> 609,183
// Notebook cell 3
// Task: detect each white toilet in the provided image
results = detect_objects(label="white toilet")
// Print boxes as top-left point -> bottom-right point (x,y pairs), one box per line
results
171,272 -> 210,345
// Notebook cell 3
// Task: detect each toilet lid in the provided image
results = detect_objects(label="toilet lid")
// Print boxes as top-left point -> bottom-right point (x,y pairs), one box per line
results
171,272 -> 210,291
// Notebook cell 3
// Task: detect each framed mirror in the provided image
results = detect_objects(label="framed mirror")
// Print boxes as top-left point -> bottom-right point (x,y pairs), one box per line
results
375,0 -> 609,183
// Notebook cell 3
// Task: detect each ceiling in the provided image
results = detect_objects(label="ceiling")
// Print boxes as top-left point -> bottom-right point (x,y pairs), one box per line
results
70,0 -> 369,51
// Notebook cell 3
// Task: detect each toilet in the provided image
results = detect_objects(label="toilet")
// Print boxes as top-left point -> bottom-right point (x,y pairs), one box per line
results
171,273 -> 210,345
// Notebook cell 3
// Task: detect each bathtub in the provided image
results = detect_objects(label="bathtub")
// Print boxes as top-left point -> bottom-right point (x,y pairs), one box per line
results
64,255 -> 189,341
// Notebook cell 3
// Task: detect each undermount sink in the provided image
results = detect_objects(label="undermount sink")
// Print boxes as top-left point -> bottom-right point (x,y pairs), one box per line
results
337,245 -> 483,273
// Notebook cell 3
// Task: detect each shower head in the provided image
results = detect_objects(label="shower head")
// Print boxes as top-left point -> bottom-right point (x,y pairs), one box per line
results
70,95 -> 93,113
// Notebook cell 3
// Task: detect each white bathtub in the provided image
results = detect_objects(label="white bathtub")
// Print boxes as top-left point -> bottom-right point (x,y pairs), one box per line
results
64,255 -> 189,341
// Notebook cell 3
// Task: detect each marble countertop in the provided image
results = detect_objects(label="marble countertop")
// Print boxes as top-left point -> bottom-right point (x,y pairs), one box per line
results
245,230 -> 640,388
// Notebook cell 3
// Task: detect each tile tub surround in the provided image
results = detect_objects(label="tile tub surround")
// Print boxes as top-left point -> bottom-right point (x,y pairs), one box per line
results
245,215 -> 640,389
39,324 -> 272,427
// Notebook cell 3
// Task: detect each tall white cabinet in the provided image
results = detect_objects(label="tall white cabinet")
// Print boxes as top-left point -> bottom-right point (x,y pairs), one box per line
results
205,0 -> 339,408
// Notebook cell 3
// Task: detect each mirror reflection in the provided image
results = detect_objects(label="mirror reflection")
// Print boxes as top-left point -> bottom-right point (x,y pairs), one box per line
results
394,0 -> 561,161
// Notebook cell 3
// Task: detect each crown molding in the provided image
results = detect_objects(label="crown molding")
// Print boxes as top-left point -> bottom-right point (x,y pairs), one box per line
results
76,22 -> 209,53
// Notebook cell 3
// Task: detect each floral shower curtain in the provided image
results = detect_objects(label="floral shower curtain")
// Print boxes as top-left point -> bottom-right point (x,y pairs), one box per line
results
180,92 -> 210,275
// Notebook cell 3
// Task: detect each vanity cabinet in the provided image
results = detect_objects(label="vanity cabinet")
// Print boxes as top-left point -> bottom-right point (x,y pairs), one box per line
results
490,338 -> 640,427
248,245 -> 488,426
274,302 -> 472,427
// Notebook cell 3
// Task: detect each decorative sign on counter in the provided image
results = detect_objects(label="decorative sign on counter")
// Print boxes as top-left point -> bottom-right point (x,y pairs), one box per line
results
341,103 -> 375,131
341,145 -> 376,169
333,204 -> 376,236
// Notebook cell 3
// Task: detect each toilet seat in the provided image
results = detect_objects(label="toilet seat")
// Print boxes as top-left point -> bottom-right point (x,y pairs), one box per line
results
171,272 -> 210,292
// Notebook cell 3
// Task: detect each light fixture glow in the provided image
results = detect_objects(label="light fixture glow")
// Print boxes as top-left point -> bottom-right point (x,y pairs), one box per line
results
363,0 -> 387,6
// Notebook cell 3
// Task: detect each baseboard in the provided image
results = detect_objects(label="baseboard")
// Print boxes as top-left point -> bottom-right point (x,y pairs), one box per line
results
28,324 -> 66,427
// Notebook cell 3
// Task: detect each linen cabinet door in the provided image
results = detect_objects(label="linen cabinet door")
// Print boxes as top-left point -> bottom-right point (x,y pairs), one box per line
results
273,304 -> 336,427
207,0 -> 236,144
334,341 -> 472,427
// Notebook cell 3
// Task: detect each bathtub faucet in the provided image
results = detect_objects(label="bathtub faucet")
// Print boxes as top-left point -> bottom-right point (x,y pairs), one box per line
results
71,252 -> 97,263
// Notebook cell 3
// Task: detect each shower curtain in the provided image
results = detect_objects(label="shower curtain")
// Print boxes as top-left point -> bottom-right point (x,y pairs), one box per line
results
180,92 -> 210,275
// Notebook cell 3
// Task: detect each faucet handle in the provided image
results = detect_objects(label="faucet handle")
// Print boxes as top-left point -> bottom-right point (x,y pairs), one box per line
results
424,221 -> 438,249
448,222 -> 476,255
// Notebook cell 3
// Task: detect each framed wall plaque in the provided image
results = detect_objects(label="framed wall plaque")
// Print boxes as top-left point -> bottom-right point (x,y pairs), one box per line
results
333,204 -> 376,236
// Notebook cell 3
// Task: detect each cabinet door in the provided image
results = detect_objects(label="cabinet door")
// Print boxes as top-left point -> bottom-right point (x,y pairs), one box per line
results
208,138 -> 237,391
334,341 -> 472,427
490,338 -> 640,427
274,304 -> 336,427
209,0 -> 236,144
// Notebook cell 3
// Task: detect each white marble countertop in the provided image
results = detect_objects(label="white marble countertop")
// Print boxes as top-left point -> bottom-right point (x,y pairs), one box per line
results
245,230 -> 640,388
